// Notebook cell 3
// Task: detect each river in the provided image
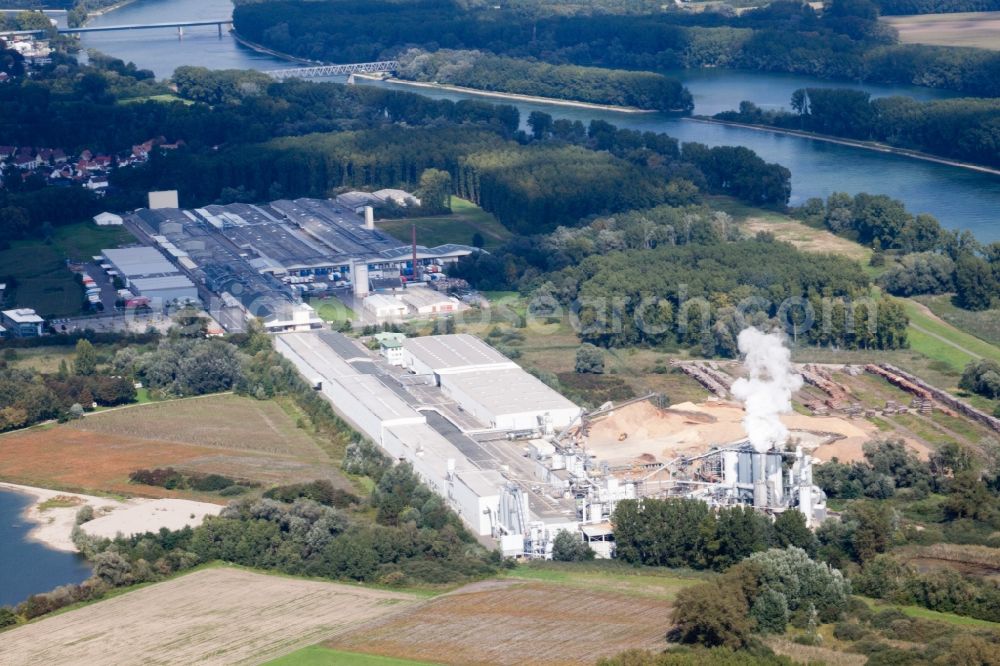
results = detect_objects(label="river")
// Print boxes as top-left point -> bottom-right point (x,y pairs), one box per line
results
79,0 -> 1000,241
0,490 -> 92,608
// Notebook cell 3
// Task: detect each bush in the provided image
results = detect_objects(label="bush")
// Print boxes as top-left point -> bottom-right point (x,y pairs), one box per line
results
551,530 -> 595,562
669,582 -> 753,649
0,606 -> 17,628
750,588 -> 789,634
75,505 -> 95,525
263,480 -> 358,508
833,621 -> 868,641
575,344 -> 605,374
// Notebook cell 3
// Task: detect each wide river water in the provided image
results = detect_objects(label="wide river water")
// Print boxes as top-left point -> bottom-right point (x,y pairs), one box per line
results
0,490 -> 92,607
78,0 -> 1000,241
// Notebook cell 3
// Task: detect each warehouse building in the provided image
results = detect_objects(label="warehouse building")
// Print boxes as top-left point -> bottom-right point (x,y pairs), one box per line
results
401,334 -> 582,431
275,331 -> 505,536
101,247 -> 198,309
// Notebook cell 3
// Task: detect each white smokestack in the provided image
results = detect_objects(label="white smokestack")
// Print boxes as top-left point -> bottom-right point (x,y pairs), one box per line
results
730,327 -> 803,454
364,206 -> 375,229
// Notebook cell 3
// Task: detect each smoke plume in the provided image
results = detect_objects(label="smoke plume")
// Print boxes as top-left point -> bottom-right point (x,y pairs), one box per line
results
730,327 -> 803,453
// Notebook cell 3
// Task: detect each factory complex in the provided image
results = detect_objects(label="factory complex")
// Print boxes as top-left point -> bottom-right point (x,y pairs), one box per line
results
110,196 -> 477,331
276,330 -> 829,558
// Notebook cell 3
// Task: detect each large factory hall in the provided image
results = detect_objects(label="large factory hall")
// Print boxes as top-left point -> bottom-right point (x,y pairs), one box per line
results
277,331 -> 829,558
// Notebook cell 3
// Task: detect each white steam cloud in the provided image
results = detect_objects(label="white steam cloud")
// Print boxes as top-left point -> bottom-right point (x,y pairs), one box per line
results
730,327 -> 803,453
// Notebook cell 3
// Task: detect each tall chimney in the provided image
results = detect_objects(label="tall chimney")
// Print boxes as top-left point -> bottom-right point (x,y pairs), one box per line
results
411,224 -> 419,282
364,206 -> 374,230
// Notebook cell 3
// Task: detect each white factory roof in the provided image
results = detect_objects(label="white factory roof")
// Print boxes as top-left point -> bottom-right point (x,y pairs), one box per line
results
403,334 -> 518,374
2,308 -> 43,324
93,212 -> 123,226
364,294 -> 407,311
277,332 -> 359,379
102,247 -> 178,278
455,468 -> 506,497
398,286 -> 458,309
443,367 -> 580,417
342,375 -> 423,424
130,275 -> 196,291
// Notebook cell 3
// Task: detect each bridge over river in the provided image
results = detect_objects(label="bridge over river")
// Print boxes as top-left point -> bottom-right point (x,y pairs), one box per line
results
59,19 -> 232,37
265,61 -> 400,80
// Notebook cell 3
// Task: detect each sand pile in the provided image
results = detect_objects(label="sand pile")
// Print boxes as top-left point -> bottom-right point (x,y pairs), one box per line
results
583,399 -> 883,465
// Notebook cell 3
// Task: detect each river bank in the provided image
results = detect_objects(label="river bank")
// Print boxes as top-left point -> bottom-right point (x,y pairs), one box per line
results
690,117 -> 1000,178
0,482 -> 223,552
354,74 -> 659,114
229,30 -> 322,67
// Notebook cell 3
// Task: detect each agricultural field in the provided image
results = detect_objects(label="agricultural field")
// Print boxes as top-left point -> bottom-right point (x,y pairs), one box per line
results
882,11 -> 1000,50
330,578 -> 676,665
0,394 -> 349,497
376,198 -> 513,250
0,567 -> 421,666
268,647 -> 437,666
0,222 -> 132,318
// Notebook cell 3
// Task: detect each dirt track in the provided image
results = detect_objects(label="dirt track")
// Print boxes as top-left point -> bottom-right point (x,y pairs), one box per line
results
0,568 -> 419,666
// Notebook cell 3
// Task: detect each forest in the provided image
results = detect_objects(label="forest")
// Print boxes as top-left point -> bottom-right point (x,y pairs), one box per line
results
232,0 -> 1000,96
0,60 -> 788,245
395,49 -> 694,111
794,193 -> 1000,311
715,89 -> 1000,169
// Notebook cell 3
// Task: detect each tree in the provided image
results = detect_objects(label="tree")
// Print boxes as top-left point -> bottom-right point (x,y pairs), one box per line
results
845,502 -> 893,562
750,588 -> 789,634
953,255 -> 996,311
472,232 -> 485,249
417,168 -> 453,213
575,344 -> 605,374
528,111 -> 553,140
552,529 -> 595,561
73,339 -> 98,376
959,359 -> 1000,399
743,547 -> 850,622
773,510 -> 818,557
669,582 -> 752,649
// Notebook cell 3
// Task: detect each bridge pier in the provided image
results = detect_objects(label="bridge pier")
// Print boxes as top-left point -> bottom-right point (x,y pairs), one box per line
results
177,25 -> 183,38
217,22 -> 222,37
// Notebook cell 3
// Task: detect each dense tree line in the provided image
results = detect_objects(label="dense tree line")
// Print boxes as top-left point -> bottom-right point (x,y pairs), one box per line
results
0,339 -> 138,432
1,58 -> 788,244
233,0 -> 1000,96
545,239 -> 904,354
396,48 -> 693,111
717,89 -> 1000,169
795,192 -> 1000,311
612,498 -> 819,570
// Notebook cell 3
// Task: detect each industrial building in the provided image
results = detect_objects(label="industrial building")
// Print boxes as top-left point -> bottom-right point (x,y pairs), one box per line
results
276,331 -> 509,537
401,334 -> 581,431
275,328 -> 830,559
122,197 -> 478,331
1,308 -> 44,337
100,247 -> 198,308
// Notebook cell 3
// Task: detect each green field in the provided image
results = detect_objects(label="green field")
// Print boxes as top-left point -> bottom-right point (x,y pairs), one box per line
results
266,646 -> 438,666
0,222 -> 133,317
861,597 -> 1000,629
503,561 -> 706,600
310,299 -> 356,323
376,198 -> 513,250
915,295 -> 1000,348
900,299 -> 1000,373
